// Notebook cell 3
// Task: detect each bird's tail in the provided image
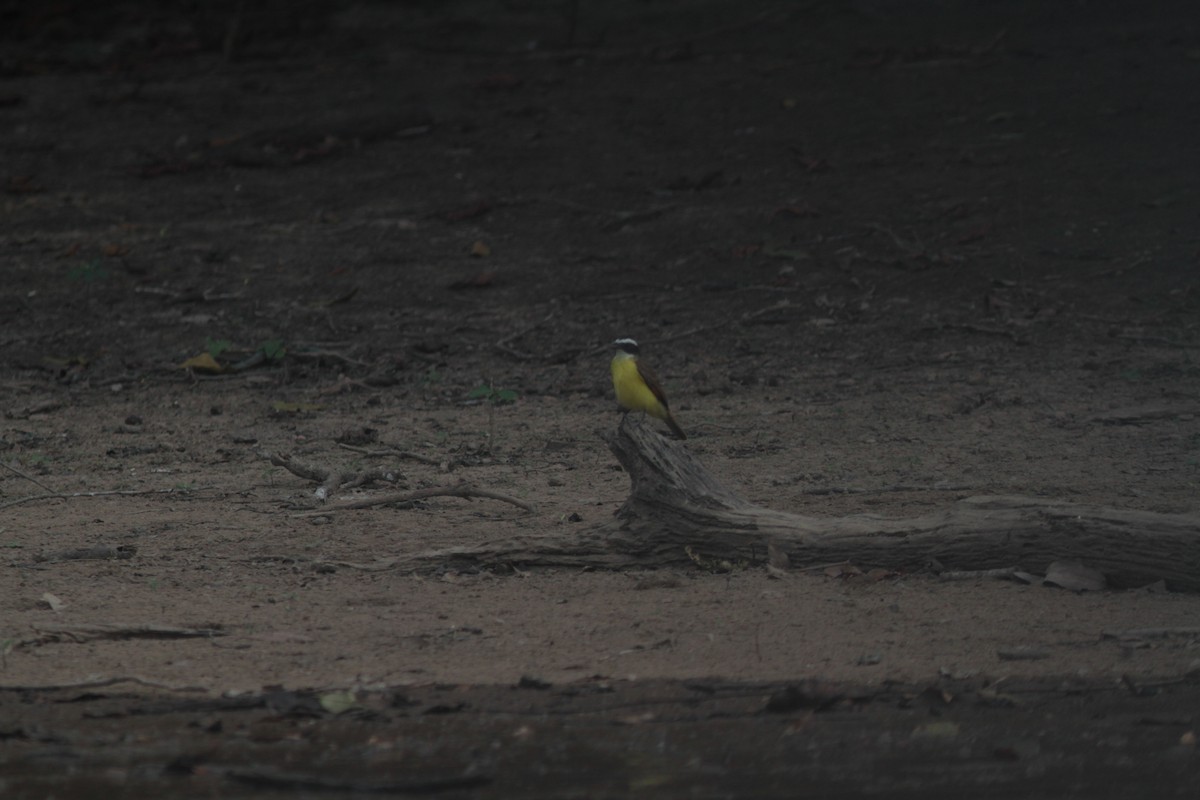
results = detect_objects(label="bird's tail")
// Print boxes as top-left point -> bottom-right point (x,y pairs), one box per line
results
665,412 -> 687,440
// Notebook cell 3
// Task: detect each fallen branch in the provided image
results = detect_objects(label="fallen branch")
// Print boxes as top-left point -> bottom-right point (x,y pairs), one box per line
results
595,418 -> 1200,589
293,483 -> 536,515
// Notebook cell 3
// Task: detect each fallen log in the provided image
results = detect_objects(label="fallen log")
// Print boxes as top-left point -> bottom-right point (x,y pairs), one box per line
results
602,416 -> 1200,590
387,416 -> 1200,591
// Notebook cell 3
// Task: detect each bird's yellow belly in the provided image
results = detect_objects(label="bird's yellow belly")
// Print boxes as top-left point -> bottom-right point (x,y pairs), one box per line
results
611,357 -> 668,419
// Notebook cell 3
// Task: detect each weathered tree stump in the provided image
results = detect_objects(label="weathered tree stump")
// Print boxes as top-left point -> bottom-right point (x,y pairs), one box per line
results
391,416 -> 1200,591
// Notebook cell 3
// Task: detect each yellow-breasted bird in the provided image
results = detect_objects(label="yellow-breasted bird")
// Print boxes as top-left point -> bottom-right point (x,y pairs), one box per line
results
610,338 -> 686,439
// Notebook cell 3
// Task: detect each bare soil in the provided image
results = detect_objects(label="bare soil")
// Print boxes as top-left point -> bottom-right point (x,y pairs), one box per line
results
2,1 -> 1199,796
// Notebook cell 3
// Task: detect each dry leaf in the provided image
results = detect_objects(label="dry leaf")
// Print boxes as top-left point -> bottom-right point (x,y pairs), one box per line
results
318,690 -> 361,715
179,352 -> 224,373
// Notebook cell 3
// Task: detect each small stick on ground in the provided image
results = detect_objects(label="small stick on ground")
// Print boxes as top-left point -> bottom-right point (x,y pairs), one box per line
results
1,459 -> 55,493
293,483 -> 536,516
337,443 -> 446,468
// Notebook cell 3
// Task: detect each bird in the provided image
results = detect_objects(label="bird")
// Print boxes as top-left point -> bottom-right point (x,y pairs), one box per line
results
610,337 -> 686,439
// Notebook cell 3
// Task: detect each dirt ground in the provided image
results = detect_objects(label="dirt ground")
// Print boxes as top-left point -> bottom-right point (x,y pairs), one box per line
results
2,0 -> 1199,796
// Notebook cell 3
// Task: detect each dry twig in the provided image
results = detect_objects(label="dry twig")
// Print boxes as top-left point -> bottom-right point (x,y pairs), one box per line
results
1,459 -> 55,493
294,483 -> 535,516
337,442 -> 446,468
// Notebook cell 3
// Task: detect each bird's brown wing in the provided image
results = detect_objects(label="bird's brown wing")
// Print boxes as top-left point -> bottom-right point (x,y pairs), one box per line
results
635,359 -> 671,409
637,359 -> 686,439
663,412 -> 687,440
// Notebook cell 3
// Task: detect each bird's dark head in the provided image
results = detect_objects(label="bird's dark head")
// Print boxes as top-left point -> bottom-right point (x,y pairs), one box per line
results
612,337 -> 640,355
